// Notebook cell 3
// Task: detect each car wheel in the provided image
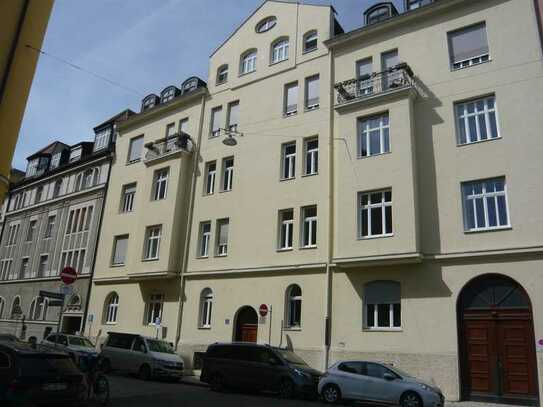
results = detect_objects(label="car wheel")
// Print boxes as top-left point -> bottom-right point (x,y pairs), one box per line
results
210,373 -> 224,392
138,364 -> 151,381
322,384 -> 342,404
278,378 -> 295,399
400,391 -> 423,407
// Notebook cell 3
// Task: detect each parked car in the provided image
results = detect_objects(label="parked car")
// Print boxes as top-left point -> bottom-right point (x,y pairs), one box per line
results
0,340 -> 86,406
318,360 -> 444,407
41,333 -> 98,362
100,332 -> 183,381
201,342 -> 321,399
0,334 -> 20,342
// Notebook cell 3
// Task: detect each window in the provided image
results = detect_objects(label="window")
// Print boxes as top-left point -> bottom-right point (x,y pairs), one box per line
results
359,190 -> 393,238
448,23 -> 489,70
94,127 -> 111,151
83,169 -> 94,189
205,162 -> 216,195
142,95 -> 157,111
222,158 -> 234,192
179,118 -> 189,134
21,257 -> 31,279
256,16 -> 276,33
281,142 -> 296,180
358,114 -> 390,157
0,297 -> 4,319
161,87 -> 176,103
381,50 -> 400,89
74,173 -> 84,192
271,38 -> 289,64
406,0 -> 432,10
144,225 -> 162,260
112,235 -> 128,266
128,135 -> 144,163
284,82 -> 298,116
59,249 -> 86,275
199,288 -> 213,328
199,222 -> 211,257
216,219 -> 229,256
69,147 -> 82,163
50,152 -> 61,169
305,75 -> 319,110
6,223 -> 19,246
301,206 -> 317,248
210,106 -> 222,138
366,4 -> 394,25
227,101 -> 239,132
304,138 -> 318,175
278,209 -> 294,250
105,293 -> 119,324
53,180 -> 62,198
65,206 -> 92,235
121,183 -> 136,213
356,58 -> 373,95
0,260 -> 13,281
286,284 -> 302,328
240,50 -> 257,74
364,281 -> 401,329
145,293 -> 164,325
26,159 -> 38,177
10,297 -> 21,319
152,168 -> 169,201
35,186 -> 43,203
462,177 -> 509,231
338,362 -> 363,375
29,297 -> 45,320
303,30 -> 318,53
456,95 -> 499,144
217,65 -> 228,84
38,255 -> 48,277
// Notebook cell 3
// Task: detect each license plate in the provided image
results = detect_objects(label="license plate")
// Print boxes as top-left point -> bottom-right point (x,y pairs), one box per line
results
43,383 -> 67,391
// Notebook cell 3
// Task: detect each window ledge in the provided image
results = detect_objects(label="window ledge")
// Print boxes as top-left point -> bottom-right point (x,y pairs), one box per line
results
283,112 -> 298,118
300,245 -> 317,250
126,159 -> 141,166
358,234 -> 394,240
215,254 -> 228,258
105,322 -> 118,326
457,136 -> 501,147
219,189 -> 232,194
279,177 -> 295,182
239,70 -> 256,78
196,256 -> 209,260
304,105 -> 320,113
363,328 -> 402,332
283,327 -> 302,332
450,58 -> 492,72
277,248 -> 293,252
118,211 -> 135,215
464,226 -> 512,234
269,58 -> 288,67
142,258 -> 159,262
357,151 -> 392,160
198,326 -> 211,330
302,48 -> 317,55
301,172 -> 318,178
110,264 -> 125,268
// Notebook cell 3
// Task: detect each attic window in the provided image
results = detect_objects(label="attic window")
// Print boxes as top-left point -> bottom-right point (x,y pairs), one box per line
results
50,152 -> 62,169
69,147 -> 82,163
365,3 -> 398,25
183,80 -> 197,93
161,87 -> 177,103
256,16 -> 277,33
94,127 -> 111,151
142,96 -> 157,111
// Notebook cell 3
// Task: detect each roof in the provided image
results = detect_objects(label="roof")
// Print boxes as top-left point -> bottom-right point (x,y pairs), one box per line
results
93,109 -> 136,132
26,141 -> 69,160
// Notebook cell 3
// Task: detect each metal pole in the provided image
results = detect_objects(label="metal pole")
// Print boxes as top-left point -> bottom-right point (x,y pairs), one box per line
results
268,306 -> 273,345
55,296 -> 65,348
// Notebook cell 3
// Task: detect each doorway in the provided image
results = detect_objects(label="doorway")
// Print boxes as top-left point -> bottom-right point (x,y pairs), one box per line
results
62,315 -> 82,335
458,274 -> 539,405
234,306 -> 258,343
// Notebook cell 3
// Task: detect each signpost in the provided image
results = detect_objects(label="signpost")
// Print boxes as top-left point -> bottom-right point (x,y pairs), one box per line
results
259,304 -> 268,317
60,267 -> 77,285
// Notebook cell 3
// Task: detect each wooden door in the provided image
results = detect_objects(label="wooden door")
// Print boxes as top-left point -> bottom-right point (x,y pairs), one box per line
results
241,324 -> 257,343
464,318 -> 498,396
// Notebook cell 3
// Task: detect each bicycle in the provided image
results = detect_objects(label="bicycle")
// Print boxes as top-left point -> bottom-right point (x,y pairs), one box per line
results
78,354 -> 110,406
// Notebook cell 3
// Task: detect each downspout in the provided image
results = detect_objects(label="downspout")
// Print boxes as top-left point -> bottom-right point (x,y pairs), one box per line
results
175,93 -> 207,350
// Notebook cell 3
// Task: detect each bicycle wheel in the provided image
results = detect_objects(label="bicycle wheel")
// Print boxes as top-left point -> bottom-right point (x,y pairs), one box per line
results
93,374 -> 110,406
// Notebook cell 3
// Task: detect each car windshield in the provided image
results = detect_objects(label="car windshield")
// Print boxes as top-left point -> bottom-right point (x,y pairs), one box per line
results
275,349 -> 308,366
147,339 -> 175,354
68,337 -> 94,348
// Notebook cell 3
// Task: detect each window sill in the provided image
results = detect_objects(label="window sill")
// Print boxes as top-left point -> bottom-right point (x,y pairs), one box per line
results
215,254 -> 228,258
450,58 -> 491,72
283,326 -> 302,331
216,80 -> 227,86
269,58 -> 288,67
283,111 -> 298,118
302,48 -> 317,55
198,326 -> 211,330
277,248 -> 293,252
142,258 -> 159,262
358,233 -> 394,240
279,177 -> 295,182
363,327 -> 402,332
126,159 -> 141,166
357,151 -> 392,160
304,105 -> 320,113
110,263 -> 125,268
203,192 -> 214,197
196,255 -> 209,260
239,70 -> 256,78
301,172 -> 318,178
118,211 -> 135,215
457,136 -> 501,147
300,245 -> 317,250
105,322 -> 118,326
464,226 -> 512,234
219,189 -> 232,193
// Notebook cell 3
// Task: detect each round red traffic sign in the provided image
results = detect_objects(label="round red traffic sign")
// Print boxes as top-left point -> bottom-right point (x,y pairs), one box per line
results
60,267 -> 77,285
259,304 -> 268,317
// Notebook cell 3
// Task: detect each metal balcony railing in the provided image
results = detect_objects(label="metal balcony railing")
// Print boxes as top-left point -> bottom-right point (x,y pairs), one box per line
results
144,132 -> 192,162
334,63 -> 415,105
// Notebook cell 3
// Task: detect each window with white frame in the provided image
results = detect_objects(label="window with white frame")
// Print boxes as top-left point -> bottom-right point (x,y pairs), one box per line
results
26,159 -> 38,177
222,158 -> 234,192
284,82 -> 298,116
278,209 -> 294,250
83,169 -> 94,189
205,162 -> 216,195
0,260 -> 13,281
407,0 -> 432,10
152,168 -> 169,201
66,206 -> 93,235
210,106 -> 222,138
286,284 -> 302,328
301,206 -> 317,248
179,118 -> 189,134
35,186 -> 43,203
358,114 -> 390,157
165,123 -> 176,151
199,288 -> 213,328
216,219 -> 229,256
161,88 -> 176,103
128,135 -> 144,163
105,293 -> 119,324
21,257 -> 32,279
305,75 -> 319,110
256,16 -> 276,33
199,222 -> 211,257
217,65 -> 228,84
145,293 -> 164,325
69,147 -> 82,163
59,249 -> 86,275
53,180 -> 62,198
227,101 -> 239,132
359,190 -> 393,238
112,235 -> 128,266
29,297 -> 45,320
364,281 -> 401,329
38,255 -> 48,277
144,225 -> 162,260
281,142 -> 296,180
240,50 -> 257,74
6,223 -> 19,246
303,30 -> 318,53
462,177 -> 509,231
456,95 -> 499,144
448,22 -> 489,70
120,183 -> 136,213
74,173 -> 84,192
271,38 -> 289,63
50,152 -> 62,169
10,297 -> 21,318
304,138 -> 318,176
356,58 -> 373,95
94,127 -> 111,151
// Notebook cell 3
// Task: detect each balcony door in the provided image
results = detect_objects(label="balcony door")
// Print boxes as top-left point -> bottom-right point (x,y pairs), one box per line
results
381,50 -> 399,90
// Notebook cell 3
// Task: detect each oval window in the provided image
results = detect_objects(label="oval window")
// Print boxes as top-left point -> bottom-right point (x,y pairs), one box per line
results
256,16 -> 277,33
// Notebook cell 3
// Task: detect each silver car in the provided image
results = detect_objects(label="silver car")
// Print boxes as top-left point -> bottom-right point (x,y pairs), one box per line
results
41,333 -> 98,362
318,360 -> 444,407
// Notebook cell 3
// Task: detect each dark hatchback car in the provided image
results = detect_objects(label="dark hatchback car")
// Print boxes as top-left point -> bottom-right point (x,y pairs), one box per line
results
201,343 -> 321,398
0,340 -> 86,406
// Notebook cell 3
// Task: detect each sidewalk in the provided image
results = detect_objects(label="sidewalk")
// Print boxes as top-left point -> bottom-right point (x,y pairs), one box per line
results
181,375 -> 208,388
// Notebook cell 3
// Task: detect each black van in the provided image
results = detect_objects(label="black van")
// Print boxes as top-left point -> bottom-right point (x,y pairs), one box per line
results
200,342 -> 321,398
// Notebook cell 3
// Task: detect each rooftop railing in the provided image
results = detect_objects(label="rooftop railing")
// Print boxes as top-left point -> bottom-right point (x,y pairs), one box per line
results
144,132 -> 193,163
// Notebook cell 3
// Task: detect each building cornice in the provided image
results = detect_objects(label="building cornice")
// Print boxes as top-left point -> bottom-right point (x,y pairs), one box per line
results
334,252 -> 423,268
0,274 -> 90,286
185,262 -> 327,278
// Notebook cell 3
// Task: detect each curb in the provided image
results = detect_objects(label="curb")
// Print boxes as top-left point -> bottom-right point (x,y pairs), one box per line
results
180,376 -> 209,388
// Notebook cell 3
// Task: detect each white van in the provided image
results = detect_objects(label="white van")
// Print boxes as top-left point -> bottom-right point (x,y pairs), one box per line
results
100,332 -> 183,381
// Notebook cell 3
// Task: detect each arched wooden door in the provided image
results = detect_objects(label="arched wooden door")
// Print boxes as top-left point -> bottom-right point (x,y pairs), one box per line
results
458,274 -> 539,405
234,306 -> 258,343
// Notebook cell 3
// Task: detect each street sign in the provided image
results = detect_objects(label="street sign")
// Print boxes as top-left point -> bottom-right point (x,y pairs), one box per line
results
60,267 -> 77,285
48,300 -> 64,307
259,304 -> 268,317
39,290 -> 65,300
88,313 -> 94,322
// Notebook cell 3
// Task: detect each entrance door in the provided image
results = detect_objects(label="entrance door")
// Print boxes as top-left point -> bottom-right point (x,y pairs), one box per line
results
459,275 -> 539,405
62,316 -> 82,335
234,306 -> 258,343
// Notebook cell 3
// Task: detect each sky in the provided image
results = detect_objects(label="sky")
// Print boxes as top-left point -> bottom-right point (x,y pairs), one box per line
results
13,0 -> 404,170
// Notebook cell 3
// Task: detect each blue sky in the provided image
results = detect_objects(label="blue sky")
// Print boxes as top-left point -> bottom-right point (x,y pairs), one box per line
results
13,0 -> 403,170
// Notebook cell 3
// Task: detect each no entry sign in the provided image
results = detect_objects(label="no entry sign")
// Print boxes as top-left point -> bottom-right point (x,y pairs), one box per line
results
259,304 -> 268,317
60,266 -> 77,285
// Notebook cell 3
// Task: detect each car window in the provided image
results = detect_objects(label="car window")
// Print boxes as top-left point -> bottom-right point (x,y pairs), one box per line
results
338,362 -> 363,374
68,337 -> 94,348
147,339 -> 175,354
0,352 -> 10,369
275,349 -> 308,366
59,335 -> 68,346
249,348 -> 278,364
365,362 -> 392,379
133,338 -> 146,353
19,355 -> 79,376
107,335 -> 134,350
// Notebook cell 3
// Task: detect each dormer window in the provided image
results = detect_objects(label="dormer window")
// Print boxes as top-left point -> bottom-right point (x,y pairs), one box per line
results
406,0 -> 432,10
256,16 -> 277,33
141,95 -> 158,112
69,147 -> 82,163
50,152 -> 62,169
26,159 -> 39,177
94,127 -> 111,151
182,79 -> 197,94
240,50 -> 257,75
364,3 -> 398,26
217,65 -> 228,84
160,87 -> 178,103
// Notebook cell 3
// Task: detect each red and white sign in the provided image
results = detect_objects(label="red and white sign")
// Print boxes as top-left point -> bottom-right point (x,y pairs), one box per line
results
60,266 -> 77,285
259,304 -> 268,317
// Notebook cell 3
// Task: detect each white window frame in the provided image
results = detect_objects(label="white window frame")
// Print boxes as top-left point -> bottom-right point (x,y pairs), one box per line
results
240,50 -> 257,74
364,281 -> 401,330
94,128 -> 111,151
112,235 -> 129,266
304,75 -> 320,110
284,82 -> 298,116
278,209 -> 294,250
215,219 -> 229,257
152,168 -> 169,201
358,114 -> 390,158
301,206 -> 317,248
121,183 -> 136,213
69,147 -> 82,163
271,38 -> 289,64
0,259 -> 13,281
105,293 -> 119,324
448,22 -> 490,70
462,177 -> 510,232
50,152 -> 61,169
304,137 -> 318,176
227,101 -> 239,133
222,158 -> 234,192
145,293 -> 164,325
144,225 -> 162,260
199,288 -> 213,328
456,95 -> 499,145
281,142 -> 296,180
128,135 -> 144,163
358,190 -> 393,239
20,257 -> 31,279
286,284 -> 302,328
38,254 -> 49,277
303,30 -> 318,53
210,106 -> 222,138
217,65 -> 228,84
199,222 -> 211,258
205,162 -> 216,195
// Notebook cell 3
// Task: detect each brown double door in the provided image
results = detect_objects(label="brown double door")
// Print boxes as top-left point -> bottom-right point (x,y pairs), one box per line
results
463,311 -> 538,404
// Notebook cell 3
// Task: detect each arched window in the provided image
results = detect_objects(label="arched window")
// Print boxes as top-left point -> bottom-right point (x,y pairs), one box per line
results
74,173 -> 84,192
271,37 -> 289,64
29,297 -> 45,320
255,16 -> 277,33
141,95 -> 158,112
199,288 -> 213,328
286,284 -> 302,328
160,86 -> 178,103
364,281 -> 401,329
217,65 -> 228,84
10,296 -> 21,319
105,292 -> 119,324
0,297 -> 5,319
53,179 -> 62,198
83,169 -> 93,189
92,167 -> 100,186
69,294 -> 81,307
240,50 -> 257,75
303,30 -> 318,53
42,298 -> 49,320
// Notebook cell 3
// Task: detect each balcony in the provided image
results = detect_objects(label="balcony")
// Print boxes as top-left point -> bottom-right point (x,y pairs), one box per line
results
144,132 -> 193,165
334,63 -> 416,108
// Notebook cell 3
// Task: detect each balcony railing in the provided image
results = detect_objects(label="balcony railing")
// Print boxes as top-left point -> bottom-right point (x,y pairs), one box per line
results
334,63 -> 415,106
144,132 -> 193,163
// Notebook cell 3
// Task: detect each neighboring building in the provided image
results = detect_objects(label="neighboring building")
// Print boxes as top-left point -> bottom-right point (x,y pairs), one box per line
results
0,169 -> 25,235
0,0 -> 54,200
0,110 -> 131,340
